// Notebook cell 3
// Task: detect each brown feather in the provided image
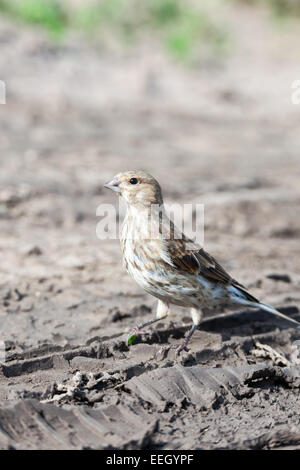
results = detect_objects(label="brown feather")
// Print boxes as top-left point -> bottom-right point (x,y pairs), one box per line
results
167,224 -> 259,302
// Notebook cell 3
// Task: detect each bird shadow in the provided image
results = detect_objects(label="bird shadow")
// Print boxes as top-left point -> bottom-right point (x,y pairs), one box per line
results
200,306 -> 300,341
129,306 -> 300,348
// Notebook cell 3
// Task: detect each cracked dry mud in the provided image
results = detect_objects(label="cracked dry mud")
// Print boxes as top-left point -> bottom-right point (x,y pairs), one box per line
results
0,6 -> 300,449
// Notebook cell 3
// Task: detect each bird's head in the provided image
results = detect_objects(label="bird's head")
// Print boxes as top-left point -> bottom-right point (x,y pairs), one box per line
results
104,170 -> 163,208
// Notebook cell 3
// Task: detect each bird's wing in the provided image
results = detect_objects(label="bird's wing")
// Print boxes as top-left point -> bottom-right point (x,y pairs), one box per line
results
166,229 -> 259,302
167,235 -> 231,282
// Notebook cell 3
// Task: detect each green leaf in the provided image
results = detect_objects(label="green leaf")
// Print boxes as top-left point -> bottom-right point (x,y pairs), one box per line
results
127,333 -> 136,345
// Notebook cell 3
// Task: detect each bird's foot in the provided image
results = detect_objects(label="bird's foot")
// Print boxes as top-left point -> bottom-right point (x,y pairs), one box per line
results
175,341 -> 190,356
156,324 -> 197,358
156,342 -> 190,359
127,325 -> 151,345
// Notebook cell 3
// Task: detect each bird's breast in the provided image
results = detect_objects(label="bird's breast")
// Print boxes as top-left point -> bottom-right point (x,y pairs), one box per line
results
121,221 -> 202,305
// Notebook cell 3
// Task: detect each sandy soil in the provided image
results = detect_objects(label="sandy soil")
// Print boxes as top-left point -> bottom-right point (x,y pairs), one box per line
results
0,5 -> 300,449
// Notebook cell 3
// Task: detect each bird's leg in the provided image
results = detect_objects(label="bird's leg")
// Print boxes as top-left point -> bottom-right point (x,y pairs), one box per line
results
127,300 -> 169,344
157,308 -> 202,357
175,308 -> 202,356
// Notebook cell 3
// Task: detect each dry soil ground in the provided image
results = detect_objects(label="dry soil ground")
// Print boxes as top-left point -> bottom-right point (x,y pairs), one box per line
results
0,6 -> 300,449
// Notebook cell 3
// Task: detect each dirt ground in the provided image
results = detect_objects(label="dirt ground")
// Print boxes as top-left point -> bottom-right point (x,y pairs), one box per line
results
0,5 -> 300,449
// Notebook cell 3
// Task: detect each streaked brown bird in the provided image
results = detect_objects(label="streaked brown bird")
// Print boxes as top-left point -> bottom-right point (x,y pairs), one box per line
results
104,170 -> 299,355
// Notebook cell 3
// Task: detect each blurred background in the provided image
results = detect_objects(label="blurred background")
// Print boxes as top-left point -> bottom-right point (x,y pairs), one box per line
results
0,0 -> 300,346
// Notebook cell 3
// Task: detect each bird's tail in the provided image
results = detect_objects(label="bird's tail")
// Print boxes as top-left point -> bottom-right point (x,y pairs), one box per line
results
230,283 -> 300,328
238,298 -> 300,328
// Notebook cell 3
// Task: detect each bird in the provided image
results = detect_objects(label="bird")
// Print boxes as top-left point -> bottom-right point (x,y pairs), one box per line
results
104,170 -> 299,355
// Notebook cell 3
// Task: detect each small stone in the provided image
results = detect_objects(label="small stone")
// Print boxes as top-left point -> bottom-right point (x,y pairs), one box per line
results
24,245 -> 43,256
266,273 -> 291,283
14,289 -> 27,301
278,305 -> 299,315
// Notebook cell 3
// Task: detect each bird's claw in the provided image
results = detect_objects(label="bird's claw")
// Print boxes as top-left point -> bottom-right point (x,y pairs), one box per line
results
175,343 -> 190,356
156,343 -> 190,359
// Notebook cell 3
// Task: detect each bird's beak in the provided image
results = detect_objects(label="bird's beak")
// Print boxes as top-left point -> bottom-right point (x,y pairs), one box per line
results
104,178 -> 121,193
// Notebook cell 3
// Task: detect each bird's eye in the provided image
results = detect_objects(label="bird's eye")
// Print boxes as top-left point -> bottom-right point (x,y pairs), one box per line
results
129,178 -> 138,185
